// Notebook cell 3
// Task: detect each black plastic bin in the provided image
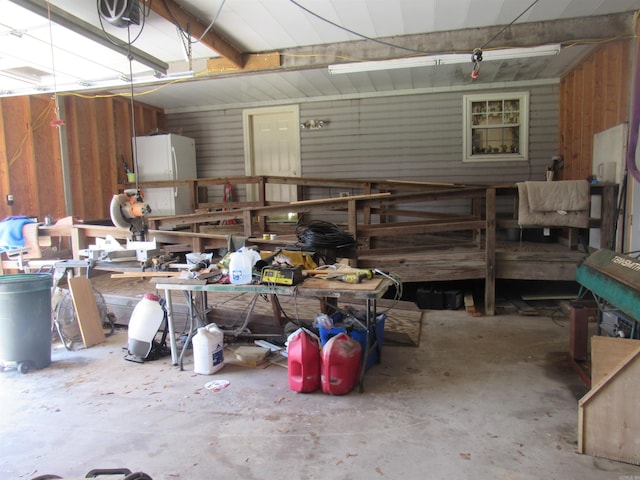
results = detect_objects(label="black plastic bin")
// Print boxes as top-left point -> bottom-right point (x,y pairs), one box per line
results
0,273 -> 52,373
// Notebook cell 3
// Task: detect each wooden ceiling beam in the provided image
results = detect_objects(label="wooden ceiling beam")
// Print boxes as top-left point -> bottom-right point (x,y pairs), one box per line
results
149,0 -> 244,68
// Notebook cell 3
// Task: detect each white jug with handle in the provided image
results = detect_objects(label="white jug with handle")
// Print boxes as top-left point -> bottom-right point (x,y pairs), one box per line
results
228,247 -> 261,284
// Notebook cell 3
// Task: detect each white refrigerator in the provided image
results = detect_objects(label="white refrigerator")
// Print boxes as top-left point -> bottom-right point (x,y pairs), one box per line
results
133,134 -> 197,216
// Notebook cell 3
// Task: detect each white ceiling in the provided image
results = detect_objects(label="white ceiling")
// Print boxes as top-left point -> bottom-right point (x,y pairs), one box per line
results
0,0 -> 638,112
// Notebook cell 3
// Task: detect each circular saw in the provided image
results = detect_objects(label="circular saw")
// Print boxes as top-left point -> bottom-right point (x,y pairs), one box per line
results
110,188 -> 152,241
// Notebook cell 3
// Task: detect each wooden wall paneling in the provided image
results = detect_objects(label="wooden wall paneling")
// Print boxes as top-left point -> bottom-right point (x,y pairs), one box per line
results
572,66 -> 585,180
591,48 -> 605,136
558,73 -> 570,180
113,98 -> 134,182
0,100 -> 11,219
30,96 -> 65,220
133,103 -> 147,139
0,93 -> 167,223
81,96 -> 102,219
94,98 -> 117,219
63,96 -> 88,218
138,103 -> 164,136
581,58 -> 595,181
559,40 -> 632,182
604,43 -> 623,129
3,97 -> 39,216
619,40 -> 631,122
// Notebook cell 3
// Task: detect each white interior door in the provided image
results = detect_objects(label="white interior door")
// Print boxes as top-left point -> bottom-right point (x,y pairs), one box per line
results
243,105 -> 301,205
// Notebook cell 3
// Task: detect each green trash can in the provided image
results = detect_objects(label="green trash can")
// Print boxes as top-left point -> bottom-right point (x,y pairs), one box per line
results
0,273 -> 52,373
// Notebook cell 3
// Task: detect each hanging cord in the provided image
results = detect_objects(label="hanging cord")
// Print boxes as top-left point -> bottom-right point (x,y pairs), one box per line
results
177,24 -> 193,71
126,25 -> 140,191
46,1 -> 63,126
480,0 -> 541,50
197,0 -> 227,42
469,0 -> 541,79
289,0 -> 424,54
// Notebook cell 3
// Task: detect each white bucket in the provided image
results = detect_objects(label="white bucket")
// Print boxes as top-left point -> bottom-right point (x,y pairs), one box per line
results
229,248 -> 260,284
193,324 -> 225,374
128,293 -> 164,358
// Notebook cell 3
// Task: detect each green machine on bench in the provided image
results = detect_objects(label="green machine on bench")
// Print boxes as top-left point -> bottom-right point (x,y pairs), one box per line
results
576,249 -> 640,338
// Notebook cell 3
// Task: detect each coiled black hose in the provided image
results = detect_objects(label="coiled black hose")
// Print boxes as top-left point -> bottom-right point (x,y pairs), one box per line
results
296,220 -> 357,249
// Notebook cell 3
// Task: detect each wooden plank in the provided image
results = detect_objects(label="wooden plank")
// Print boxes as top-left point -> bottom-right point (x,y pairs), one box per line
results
68,276 -> 106,348
207,52 -> 280,72
591,336 -> 640,386
578,345 -> 640,464
484,187 -> 495,316
0,99 -> 10,220
110,271 -> 183,278
360,220 -> 487,237
290,192 -> 390,205
508,298 -> 538,316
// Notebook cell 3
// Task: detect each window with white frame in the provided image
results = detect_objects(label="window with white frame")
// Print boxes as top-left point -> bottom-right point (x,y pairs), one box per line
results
463,92 -> 529,162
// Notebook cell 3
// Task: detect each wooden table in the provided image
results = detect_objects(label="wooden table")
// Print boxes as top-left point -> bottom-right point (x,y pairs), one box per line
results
155,277 -> 392,392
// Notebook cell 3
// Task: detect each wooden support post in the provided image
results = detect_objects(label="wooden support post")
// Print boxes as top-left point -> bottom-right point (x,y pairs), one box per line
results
243,210 -> 253,238
258,177 -> 267,233
347,199 -> 358,249
269,294 -> 284,326
484,188 -> 496,316
71,226 -> 87,260
599,184 -> 617,249
472,196 -> 482,246
362,182 -> 372,226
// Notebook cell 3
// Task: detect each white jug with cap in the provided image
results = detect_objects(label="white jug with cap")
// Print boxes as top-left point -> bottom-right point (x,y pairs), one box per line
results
127,293 -> 165,360
193,324 -> 225,374
228,247 -> 260,284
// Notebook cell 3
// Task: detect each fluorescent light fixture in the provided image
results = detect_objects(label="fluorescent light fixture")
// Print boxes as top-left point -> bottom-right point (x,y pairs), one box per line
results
328,44 -> 561,74
0,70 -> 195,98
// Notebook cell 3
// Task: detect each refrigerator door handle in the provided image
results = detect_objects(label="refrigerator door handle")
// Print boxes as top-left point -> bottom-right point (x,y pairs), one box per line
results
171,146 -> 178,197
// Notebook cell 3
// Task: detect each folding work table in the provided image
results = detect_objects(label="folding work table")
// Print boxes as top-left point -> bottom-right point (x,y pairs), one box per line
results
154,276 -> 392,391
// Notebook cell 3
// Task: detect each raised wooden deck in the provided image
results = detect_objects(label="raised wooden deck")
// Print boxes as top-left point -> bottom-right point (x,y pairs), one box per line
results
3,176 -> 617,316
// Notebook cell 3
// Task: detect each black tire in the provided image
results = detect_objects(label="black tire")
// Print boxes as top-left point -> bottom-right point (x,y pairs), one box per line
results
17,361 -> 30,374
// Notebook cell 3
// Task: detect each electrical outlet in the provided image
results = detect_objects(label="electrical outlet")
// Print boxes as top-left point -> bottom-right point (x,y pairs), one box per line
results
7,194 -> 13,206
339,192 -> 350,197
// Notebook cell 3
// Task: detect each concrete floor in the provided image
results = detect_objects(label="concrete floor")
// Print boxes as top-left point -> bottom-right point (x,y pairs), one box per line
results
2,309 -> 640,480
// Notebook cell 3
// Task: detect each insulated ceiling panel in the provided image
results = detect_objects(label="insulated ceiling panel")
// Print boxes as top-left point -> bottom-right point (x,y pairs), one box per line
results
0,0 -> 637,107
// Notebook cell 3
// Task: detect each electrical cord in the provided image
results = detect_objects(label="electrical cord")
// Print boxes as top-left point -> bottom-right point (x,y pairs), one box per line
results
481,0 -> 541,50
289,0 -> 424,54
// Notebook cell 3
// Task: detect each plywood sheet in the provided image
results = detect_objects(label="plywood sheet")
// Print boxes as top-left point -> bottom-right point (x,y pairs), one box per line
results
591,336 -> 640,385
579,346 -> 640,465
68,276 -> 106,348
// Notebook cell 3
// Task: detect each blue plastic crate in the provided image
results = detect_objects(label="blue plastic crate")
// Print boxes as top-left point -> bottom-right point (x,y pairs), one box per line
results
319,313 -> 386,371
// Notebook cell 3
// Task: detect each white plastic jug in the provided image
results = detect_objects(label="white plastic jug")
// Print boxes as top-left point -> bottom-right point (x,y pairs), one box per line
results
206,323 -> 225,372
128,293 -> 164,358
193,324 -> 225,374
228,247 -> 260,284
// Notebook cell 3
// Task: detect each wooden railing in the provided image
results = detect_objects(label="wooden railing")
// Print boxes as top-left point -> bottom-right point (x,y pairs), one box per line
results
5,176 -> 619,316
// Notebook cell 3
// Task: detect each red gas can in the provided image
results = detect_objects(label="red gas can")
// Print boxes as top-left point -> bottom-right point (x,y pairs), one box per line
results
321,332 -> 362,395
287,328 -> 321,393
